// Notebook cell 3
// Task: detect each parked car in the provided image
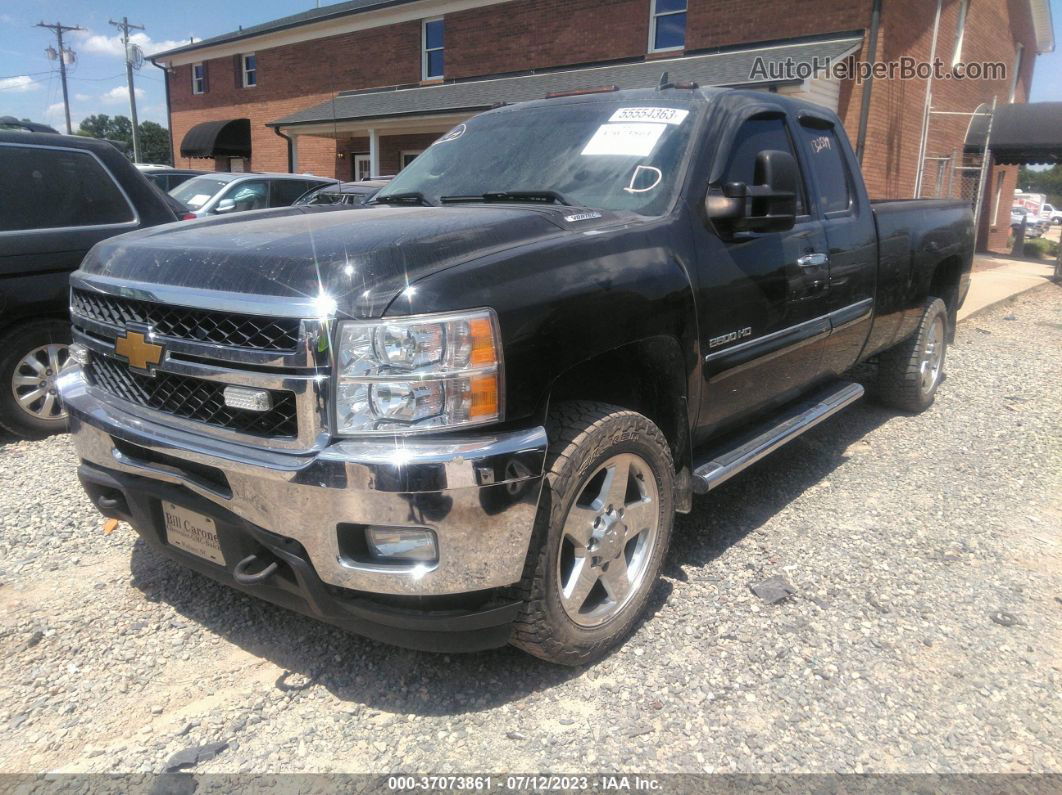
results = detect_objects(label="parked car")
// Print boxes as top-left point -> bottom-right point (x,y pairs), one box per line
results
1041,203 -> 1061,224
0,131 -> 178,437
293,178 -> 392,207
134,164 -> 208,192
60,87 -> 973,664
169,172 -> 338,219
1011,206 -> 1044,238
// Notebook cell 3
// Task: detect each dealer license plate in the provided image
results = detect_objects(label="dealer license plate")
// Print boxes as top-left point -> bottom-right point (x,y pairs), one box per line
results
162,501 -> 224,565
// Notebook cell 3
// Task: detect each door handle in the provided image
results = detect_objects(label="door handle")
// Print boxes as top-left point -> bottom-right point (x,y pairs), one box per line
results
797,253 -> 830,268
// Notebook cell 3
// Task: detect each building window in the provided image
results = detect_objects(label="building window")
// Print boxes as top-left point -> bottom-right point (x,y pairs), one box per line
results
400,150 -> 424,170
1008,43 -> 1024,102
649,0 -> 687,52
192,63 -> 206,94
241,53 -> 256,87
423,18 -> 444,80
951,0 -> 968,67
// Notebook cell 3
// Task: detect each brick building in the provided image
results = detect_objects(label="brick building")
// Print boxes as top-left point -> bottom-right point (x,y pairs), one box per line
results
151,0 -> 1053,252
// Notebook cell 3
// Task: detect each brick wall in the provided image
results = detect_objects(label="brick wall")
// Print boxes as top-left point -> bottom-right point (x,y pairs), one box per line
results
165,0 -> 1039,251
849,1 -> 1034,224
166,0 -> 877,177
166,19 -> 422,176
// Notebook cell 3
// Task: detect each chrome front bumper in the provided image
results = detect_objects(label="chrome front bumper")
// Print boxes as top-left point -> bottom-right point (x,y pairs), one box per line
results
60,369 -> 547,596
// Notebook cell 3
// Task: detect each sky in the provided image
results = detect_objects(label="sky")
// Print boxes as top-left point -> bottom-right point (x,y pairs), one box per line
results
1,0 -> 1060,133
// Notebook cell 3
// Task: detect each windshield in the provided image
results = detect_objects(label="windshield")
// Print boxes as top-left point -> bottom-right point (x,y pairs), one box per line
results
169,176 -> 230,209
375,99 -> 698,215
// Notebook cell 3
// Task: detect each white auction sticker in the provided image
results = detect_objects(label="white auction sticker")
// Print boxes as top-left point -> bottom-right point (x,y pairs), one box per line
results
609,107 -> 690,125
581,123 -> 667,157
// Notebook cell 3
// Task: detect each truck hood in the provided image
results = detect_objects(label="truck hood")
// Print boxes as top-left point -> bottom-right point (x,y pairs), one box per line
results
79,204 -> 616,318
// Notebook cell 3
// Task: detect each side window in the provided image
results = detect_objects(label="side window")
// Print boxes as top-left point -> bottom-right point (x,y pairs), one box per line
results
0,145 -> 134,232
223,179 -> 268,211
271,180 -> 314,207
724,116 -> 806,216
797,122 -> 852,214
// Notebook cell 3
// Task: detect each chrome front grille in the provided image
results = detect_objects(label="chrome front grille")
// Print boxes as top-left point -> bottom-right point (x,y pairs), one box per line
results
69,277 -> 331,450
71,288 -> 301,352
85,352 -> 300,438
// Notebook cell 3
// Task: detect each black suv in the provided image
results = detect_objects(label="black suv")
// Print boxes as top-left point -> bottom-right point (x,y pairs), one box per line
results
0,131 -> 178,437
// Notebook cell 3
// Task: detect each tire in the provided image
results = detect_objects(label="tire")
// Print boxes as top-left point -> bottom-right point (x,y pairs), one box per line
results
876,297 -> 948,413
0,320 -> 73,439
510,401 -> 674,665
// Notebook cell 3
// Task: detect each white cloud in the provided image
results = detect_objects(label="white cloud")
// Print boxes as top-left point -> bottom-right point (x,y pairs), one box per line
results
75,93 -> 91,101
101,85 -> 145,104
74,30 -> 197,59
0,75 -> 40,93
42,102 -> 83,131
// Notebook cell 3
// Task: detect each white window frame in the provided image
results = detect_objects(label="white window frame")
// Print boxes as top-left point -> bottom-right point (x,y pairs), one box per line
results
648,0 -> 687,54
353,153 -> 371,180
400,150 -> 424,169
422,17 -> 444,81
1008,42 -> 1024,102
992,170 -> 1005,227
951,0 -> 969,68
241,53 -> 256,88
192,63 -> 205,95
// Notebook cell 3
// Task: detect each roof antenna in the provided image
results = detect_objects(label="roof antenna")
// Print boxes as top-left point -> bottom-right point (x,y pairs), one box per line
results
658,71 -> 669,90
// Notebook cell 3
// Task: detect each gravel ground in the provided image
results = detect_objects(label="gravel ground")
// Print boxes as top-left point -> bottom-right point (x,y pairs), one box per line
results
1,285 -> 1059,775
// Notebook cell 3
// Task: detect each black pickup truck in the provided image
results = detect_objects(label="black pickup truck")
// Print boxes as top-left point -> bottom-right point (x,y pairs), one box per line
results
0,131 -> 178,437
60,86 -> 972,664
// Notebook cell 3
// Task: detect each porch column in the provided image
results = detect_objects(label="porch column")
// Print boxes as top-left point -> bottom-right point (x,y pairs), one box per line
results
368,128 -> 380,178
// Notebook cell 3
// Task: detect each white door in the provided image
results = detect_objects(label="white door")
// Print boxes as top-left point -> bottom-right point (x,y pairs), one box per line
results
354,154 -> 371,181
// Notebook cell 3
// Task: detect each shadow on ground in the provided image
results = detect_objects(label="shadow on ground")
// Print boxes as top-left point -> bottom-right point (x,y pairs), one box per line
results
126,395 -> 899,717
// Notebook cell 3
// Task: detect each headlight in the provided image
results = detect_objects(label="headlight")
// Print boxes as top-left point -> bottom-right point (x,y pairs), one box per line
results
333,308 -> 502,435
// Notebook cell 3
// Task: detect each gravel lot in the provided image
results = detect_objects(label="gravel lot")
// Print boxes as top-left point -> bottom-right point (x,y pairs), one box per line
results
1,285 -> 1059,775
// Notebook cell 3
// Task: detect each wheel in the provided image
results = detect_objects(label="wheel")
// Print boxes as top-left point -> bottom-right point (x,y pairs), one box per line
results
510,401 -> 674,665
0,320 -> 74,438
876,297 -> 947,413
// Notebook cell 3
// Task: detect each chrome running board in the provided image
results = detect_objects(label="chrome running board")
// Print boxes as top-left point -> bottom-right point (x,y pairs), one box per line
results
691,381 -> 865,494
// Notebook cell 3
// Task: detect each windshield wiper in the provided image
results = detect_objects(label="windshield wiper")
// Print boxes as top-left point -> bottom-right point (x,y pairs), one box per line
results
440,190 -> 572,206
369,192 -> 434,206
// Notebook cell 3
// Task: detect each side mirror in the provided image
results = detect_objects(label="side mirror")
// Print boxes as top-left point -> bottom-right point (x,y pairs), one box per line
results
214,198 -> 237,214
705,149 -> 798,233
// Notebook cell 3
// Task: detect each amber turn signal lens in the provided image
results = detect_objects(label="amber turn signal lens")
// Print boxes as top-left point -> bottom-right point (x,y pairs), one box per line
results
469,317 -> 498,366
468,374 -> 499,418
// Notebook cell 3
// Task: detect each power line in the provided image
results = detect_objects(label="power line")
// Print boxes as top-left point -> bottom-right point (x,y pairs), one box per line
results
35,20 -> 84,134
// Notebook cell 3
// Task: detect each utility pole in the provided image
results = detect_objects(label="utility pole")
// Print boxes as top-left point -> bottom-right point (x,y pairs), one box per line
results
36,21 -> 83,135
110,17 -> 145,162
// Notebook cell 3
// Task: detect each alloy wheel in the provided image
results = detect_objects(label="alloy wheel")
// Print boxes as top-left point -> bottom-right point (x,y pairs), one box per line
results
556,452 -> 660,628
11,344 -> 73,421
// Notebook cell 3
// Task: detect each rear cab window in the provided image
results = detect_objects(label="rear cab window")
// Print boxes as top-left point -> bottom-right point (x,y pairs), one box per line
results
0,144 -> 135,232
797,121 -> 853,215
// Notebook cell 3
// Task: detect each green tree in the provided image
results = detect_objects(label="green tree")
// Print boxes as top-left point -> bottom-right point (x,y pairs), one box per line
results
76,114 -> 171,165
1017,165 -> 1062,205
138,121 -> 172,165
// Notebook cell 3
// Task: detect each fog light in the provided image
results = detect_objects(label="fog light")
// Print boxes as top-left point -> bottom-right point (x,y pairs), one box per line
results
365,527 -> 438,563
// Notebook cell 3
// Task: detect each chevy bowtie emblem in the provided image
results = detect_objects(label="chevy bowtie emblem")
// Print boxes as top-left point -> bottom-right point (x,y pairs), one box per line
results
114,330 -> 163,372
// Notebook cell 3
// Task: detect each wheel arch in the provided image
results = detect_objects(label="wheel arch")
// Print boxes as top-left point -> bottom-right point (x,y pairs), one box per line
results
928,255 -> 964,340
544,335 -> 692,489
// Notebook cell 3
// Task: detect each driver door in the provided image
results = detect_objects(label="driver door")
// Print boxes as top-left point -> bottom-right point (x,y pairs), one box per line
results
694,113 -> 832,439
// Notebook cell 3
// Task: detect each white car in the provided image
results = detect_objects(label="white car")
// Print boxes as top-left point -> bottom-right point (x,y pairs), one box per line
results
169,172 -> 337,219
1042,203 -> 1061,224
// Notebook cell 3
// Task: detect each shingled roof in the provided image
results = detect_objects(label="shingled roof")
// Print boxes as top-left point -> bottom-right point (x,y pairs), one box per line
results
269,34 -> 864,128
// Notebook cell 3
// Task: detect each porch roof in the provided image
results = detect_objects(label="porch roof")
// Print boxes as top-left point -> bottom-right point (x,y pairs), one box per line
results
268,34 -> 864,130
